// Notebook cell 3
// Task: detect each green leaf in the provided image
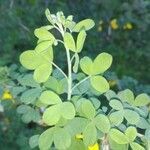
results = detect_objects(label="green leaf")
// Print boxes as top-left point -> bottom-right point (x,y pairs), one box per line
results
125,127 -> 137,142
35,41 -> 53,53
34,27 -> 55,43
54,127 -> 71,149
32,109 -> 41,122
18,74 -> 39,87
76,29 -> 86,53
90,97 -> 101,109
65,117 -> 89,137
130,142 -> 145,150
61,102 -> 75,120
90,76 -> 109,93
124,109 -> 140,125
109,129 -> 129,144
17,105 -> 31,114
29,135 -> 39,149
134,93 -> 150,107
45,8 -> 53,24
42,104 -> 60,126
36,45 -> 53,62
12,86 -> 26,97
109,100 -> 123,110
33,63 -> 52,83
73,53 -> 79,73
80,57 -> 93,75
94,114 -> 110,133
64,32 -> 76,52
137,117 -> 150,129
81,100 -> 96,119
39,90 -> 62,105
44,76 -> 66,94
83,123 -> 97,146
93,53 -> 113,74
105,90 -> 117,100
109,137 -> 128,150
118,89 -> 134,105
20,88 -> 42,104
21,110 -> 33,123
20,50 -> 44,70
73,19 -> 95,32
39,128 -> 54,150
109,110 -> 124,126
41,25 -> 54,30
67,138 -> 87,150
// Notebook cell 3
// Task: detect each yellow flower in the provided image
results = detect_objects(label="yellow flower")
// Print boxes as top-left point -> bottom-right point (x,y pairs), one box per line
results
75,133 -> 84,139
2,90 -> 13,100
123,22 -> 133,30
88,143 -> 99,150
110,19 -> 119,30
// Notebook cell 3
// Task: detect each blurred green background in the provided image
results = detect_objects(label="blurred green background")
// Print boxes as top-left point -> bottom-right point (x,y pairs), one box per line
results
0,0 -> 150,149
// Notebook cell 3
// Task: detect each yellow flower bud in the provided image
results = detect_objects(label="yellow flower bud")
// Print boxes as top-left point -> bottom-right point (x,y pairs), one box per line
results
88,143 -> 99,150
110,19 -> 119,30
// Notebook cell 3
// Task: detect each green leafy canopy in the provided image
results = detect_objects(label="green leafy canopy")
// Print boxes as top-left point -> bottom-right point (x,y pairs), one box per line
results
18,8 -> 149,150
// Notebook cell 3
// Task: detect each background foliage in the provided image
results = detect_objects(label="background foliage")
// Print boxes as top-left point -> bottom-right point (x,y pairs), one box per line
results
0,0 -> 150,149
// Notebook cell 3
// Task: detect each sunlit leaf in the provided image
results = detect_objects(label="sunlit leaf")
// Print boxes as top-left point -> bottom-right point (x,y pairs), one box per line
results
73,19 -> 95,32
90,75 -> 109,93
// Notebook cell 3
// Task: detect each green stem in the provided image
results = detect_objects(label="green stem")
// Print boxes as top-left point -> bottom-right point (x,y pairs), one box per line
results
102,134 -> 110,150
72,76 -> 91,91
66,48 -> 72,100
58,27 -> 72,100
51,62 -> 68,79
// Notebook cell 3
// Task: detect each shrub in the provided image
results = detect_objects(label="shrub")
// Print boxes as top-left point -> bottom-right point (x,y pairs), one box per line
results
19,9 -> 150,150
